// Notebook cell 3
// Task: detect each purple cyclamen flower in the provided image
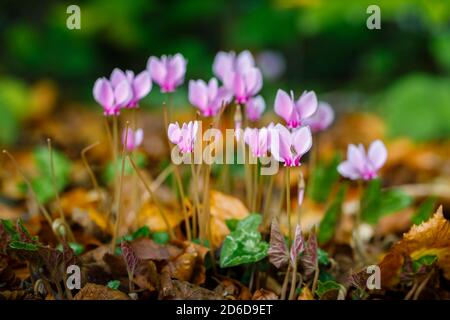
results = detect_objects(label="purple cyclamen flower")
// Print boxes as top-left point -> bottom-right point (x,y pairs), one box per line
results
223,67 -> 263,105
147,54 -> 187,93
304,101 -> 334,133
256,50 -> 286,81
188,78 -> 232,117
213,50 -> 255,82
243,127 -> 270,158
122,128 -> 144,152
274,89 -> 318,129
270,124 -> 313,167
93,77 -> 132,116
337,140 -> 387,181
110,68 -> 152,108
167,121 -> 199,153
245,95 -> 266,121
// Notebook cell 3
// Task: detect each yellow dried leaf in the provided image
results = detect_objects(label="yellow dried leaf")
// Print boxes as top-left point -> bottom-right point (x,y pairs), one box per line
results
209,190 -> 249,247
379,206 -> 450,288
137,202 -> 184,232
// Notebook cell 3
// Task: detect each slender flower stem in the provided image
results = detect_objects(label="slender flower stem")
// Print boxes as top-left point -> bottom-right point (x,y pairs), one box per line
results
286,167 -> 292,245
173,164 -> 192,241
262,174 -> 275,228
311,264 -> 320,296
289,260 -> 298,300
128,154 -> 176,240
251,161 -> 258,212
47,139 -> 74,242
112,116 -> 119,215
280,265 -> 291,300
202,162 -> 216,274
111,122 -> 129,252
190,160 -> 201,239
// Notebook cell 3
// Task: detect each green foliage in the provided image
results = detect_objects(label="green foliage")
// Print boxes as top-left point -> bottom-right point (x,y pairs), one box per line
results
152,231 -> 170,245
318,185 -> 347,245
56,242 -> 85,255
132,226 -> 151,239
317,248 -> 330,266
412,255 -> 437,273
361,179 -> 412,225
225,218 -> 239,232
220,214 -> 269,268
20,146 -> 72,204
9,240 -> 39,251
308,154 -> 341,203
379,75 -> 450,142
107,280 -> 121,290
411,198 -> 436,225
316,280 -> 343,299
103,153 -> 147,185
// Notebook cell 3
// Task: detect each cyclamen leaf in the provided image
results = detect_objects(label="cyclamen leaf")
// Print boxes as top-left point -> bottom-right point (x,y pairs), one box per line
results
290,224 -> 304,265
268,219 -> 288,269
121,241 -> 139,277
107,280 -> 121,290
219,214 -> 269,268
302,232 -> 318,277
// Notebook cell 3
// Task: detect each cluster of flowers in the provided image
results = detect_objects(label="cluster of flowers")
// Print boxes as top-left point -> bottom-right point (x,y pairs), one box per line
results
92,50 -> 387,181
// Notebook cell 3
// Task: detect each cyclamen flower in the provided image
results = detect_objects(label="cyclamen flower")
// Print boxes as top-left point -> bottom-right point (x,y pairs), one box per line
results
304,102 -> 334,133
93,77 -> 132,116
271,124 -> 313,167
274,89 -> 318,129
110,68 -> 152,108
243,127 -> 270,158
122,128 -> 144,152
168,121 -> 198,153
213,50 -> 255,82
245,96 -> 266,121
188,78 -> 232,117
147,54 -> 187,93
337,140 -> 387,181
223,67 -> 263,104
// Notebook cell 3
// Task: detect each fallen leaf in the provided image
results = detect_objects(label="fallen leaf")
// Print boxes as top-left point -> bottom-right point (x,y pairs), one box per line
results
379,206 -> 450,288
209,190 -> 249,247
252,289 -> 278,300
73,283 -> 130,300
298,286 -> 314,300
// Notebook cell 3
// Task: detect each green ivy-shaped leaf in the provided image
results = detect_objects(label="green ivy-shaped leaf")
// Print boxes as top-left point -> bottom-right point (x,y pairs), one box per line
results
220,214 -> 269,268
412,255 -> 437,273
316,280 -> 342,299
107,280 -> 121,290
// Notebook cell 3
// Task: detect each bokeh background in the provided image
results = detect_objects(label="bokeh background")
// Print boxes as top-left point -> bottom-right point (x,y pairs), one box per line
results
0,0 -> 449,147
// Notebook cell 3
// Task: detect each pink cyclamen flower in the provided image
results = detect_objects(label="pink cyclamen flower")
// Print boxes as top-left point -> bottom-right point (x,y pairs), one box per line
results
243,127 -> 270,158
270,124 -> 313,167
147,54 -> 187,93
223,67 -> 263,104
188,78 -> 232,117
122,128 -> 144,152
93,77 -> 132,116
167,121 -> 199,153
337,140 -> 387,181
110,68 -> 152,108
213,50 -> 255,82
304,101 -> 334,133
274,89 -> 318,129
245,95 -> 266,121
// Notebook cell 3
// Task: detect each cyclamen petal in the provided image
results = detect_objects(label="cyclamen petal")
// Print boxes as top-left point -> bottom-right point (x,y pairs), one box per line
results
271,124 -> 313,167
304,101 -> 334,133
245,95 -> 265,121
93,78 -> 114,111
213,50 -> 256,82
168,121 -> 198,153
147,54 -> 186,93
368,140 -> 387,170
132,70 -> 152,101
275,89 -> 318,129
338,140 -> 388,181
122,128 -> 144,151
189,78 -> 230,117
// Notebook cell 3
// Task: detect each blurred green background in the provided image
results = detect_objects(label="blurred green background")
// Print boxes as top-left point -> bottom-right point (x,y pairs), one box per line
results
0,0 -> 449,146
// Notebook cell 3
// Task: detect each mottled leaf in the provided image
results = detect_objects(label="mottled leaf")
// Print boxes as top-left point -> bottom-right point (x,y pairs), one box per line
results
268,219 -> 288,269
